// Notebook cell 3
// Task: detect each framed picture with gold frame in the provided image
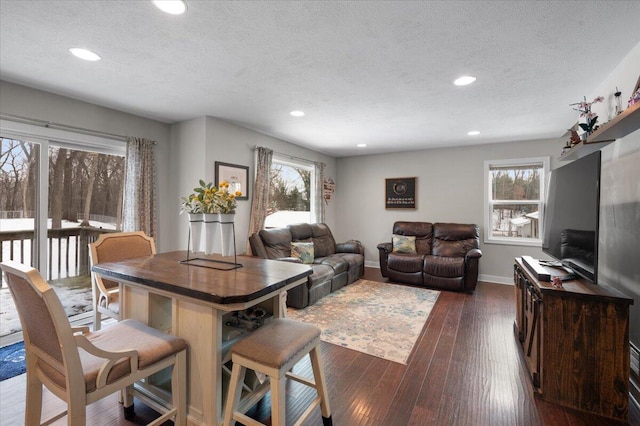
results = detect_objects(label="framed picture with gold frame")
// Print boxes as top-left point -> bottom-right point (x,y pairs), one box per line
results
385,177 -> 416,209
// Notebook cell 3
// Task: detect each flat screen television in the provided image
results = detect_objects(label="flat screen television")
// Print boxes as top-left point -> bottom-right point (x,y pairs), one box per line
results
542,150 -> 601,283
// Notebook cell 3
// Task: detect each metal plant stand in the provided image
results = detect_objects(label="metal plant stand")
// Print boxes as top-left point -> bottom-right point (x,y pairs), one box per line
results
180,219 -> 242,270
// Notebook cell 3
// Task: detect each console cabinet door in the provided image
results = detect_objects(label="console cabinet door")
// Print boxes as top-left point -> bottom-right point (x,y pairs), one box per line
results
514,265 -> 525,342
523,282 -> 541,388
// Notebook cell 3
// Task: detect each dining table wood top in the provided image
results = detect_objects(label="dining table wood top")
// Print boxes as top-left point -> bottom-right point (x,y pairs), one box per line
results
91,250 -> 312,305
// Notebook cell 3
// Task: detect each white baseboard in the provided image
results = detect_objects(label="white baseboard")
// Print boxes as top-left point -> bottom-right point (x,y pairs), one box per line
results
479,274 -> 512,285
364,260 -> 380,268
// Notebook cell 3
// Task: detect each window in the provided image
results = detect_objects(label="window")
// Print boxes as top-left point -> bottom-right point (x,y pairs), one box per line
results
265,155 -> 316,228
484,157 -> 549,245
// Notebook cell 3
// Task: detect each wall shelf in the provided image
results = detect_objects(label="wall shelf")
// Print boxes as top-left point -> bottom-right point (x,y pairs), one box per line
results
560,101 -> 640,161
587,101 -> 640,143
559,140 -> 612,161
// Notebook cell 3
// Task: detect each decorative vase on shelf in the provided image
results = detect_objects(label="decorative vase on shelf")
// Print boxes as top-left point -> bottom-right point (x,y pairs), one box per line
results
219,213 -> 236,256
187,213 -> 203,253
203,213 -> 219,255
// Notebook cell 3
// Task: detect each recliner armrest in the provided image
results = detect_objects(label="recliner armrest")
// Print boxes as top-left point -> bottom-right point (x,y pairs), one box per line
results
465,248 -> 482,260
336,239 -> 364,255
377,242 -> 392,254
377,242 -> 392,277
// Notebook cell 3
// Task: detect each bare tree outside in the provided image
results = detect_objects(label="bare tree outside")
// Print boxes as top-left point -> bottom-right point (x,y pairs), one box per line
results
20,141 -> 37,216
80,152 -> 98,226
0,139 -> 28,215
50,147 -> 68,228
269,165 -> 311,213
40,148 -> 125,228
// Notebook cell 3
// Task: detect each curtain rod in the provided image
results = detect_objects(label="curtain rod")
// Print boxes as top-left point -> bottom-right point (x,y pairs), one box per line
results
0,112 -> 134,142
252,145 -> 324,166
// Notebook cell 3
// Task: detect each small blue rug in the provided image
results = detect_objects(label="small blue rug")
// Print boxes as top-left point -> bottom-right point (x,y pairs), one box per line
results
0,341 -> 26,381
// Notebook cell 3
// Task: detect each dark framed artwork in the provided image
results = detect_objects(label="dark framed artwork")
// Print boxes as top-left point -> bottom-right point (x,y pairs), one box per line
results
215,161 -> 249,200
385,177 -> 416,209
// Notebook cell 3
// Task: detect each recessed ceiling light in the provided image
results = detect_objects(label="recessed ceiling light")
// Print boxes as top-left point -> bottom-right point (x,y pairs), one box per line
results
290,111 -> 305,117
467,130 -> 480,136
357,144 -> 367,148
152,0 -> 187,15
69,48 -> 101,61
454,75 -> 477,86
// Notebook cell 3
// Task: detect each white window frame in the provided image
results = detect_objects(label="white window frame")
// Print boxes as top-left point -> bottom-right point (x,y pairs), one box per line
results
483,156 -> 550,246
266,153 -> 317,227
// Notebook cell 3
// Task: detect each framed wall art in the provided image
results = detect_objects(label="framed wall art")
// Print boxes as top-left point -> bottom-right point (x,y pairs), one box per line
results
215,161 -> 249,200
385,177 -> 416,209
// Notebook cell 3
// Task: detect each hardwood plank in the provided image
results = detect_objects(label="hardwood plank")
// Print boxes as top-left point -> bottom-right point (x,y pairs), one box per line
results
412,291 -> 465,425
2,267 -> 638,426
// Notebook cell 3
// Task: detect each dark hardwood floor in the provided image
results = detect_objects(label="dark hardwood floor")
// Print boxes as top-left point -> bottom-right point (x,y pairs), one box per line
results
1,267 -> 638,425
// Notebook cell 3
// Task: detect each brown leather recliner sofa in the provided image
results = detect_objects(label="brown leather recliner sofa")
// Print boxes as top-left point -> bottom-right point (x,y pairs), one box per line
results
377,222 -> 482,292
249,223 -> 364,308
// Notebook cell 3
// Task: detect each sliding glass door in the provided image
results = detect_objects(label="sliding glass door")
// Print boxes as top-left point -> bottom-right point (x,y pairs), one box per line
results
1,126 -> 125,339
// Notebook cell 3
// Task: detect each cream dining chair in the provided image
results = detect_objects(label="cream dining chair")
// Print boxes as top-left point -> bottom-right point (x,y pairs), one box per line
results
89,231 -> 156,330
0,260 -> 187,426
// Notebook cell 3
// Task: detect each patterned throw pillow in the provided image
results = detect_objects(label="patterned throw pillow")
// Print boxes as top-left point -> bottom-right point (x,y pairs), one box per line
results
392,234 -> 417,254
291,242 -> 314,264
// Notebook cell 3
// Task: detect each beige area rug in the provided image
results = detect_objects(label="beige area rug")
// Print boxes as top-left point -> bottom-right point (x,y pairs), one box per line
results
287,279 -> 439,365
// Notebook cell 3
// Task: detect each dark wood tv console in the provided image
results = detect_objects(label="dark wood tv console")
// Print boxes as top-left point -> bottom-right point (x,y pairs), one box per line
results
514,257 -> 633,422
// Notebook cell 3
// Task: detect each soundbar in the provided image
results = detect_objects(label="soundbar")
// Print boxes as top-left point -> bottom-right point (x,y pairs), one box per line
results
522,256 -> 575,282
522,256 -> 551,281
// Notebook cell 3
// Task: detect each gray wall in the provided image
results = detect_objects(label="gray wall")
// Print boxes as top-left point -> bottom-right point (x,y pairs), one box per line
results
600,136 -> 640,347
590,42 -> 640,347
334,138 -> 563,283
168,115 -> 337,254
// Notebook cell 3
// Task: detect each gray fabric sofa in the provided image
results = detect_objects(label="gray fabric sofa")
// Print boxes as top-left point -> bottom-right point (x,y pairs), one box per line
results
249,223 -> 364,308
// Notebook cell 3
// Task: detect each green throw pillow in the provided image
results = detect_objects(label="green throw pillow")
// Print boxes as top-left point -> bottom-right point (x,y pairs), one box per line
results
291,242 -> 314,264
392,234 -> 417,254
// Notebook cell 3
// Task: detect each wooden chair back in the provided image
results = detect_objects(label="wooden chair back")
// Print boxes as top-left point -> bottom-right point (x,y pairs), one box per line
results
88,231 -> 156,329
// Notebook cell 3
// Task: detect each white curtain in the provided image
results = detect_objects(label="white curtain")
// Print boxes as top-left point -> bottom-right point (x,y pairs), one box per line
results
314,161 -> 325,223
122,137 -> 157,238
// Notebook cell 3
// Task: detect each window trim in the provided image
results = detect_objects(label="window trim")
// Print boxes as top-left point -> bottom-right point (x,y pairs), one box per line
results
483,156 -> 550,246
0,120 -> 126,155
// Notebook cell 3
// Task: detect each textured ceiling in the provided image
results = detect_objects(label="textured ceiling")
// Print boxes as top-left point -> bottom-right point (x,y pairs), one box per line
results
1,1 -> 639,157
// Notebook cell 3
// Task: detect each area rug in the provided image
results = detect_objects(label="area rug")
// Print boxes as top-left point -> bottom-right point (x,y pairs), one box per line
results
0,340 -> 25,381
287,279 -> 439,364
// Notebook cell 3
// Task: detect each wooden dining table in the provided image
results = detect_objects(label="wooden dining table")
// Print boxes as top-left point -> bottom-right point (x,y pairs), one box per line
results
91,250 -> 312,426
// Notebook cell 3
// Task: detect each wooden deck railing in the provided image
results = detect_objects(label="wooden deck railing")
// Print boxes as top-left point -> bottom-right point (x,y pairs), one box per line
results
0,227 -> 116,281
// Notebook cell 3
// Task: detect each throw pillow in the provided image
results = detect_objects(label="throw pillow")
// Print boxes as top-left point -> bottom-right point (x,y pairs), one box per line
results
291,242 -> 314,264
392,234 -> 417,254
